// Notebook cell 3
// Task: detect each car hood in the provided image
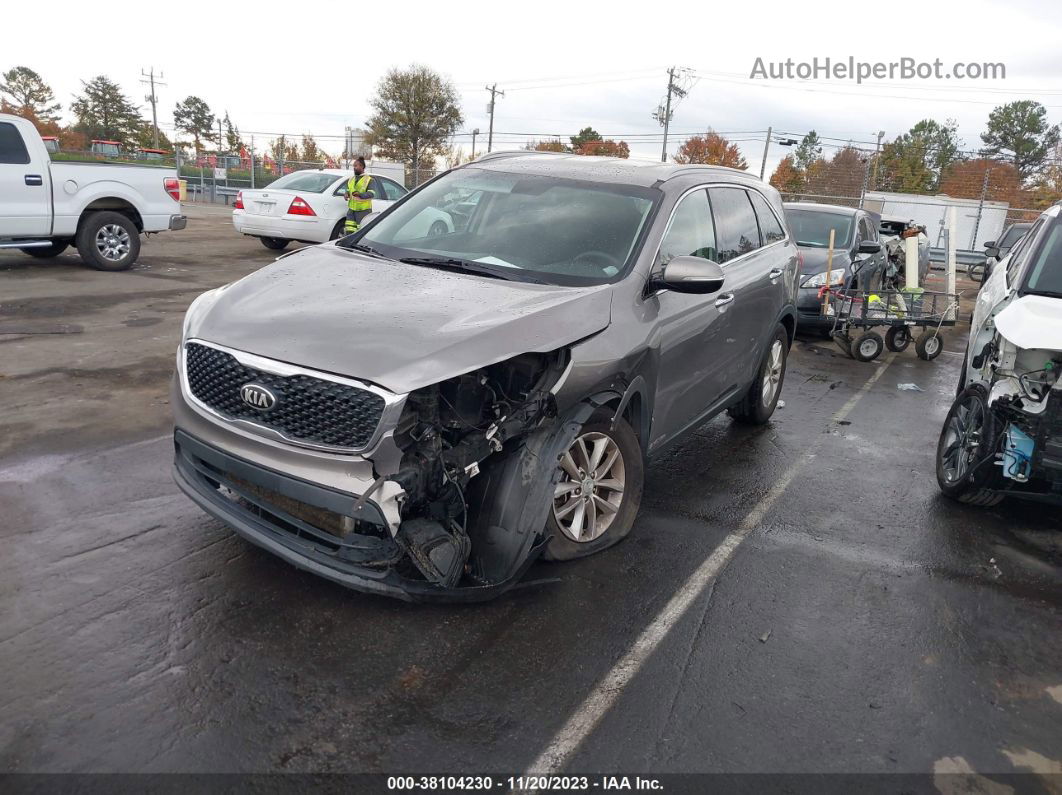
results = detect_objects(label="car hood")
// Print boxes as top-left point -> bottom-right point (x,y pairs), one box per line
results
995,294 -> 1062,352
797,247 -> 851,275
189,245 -> 614,394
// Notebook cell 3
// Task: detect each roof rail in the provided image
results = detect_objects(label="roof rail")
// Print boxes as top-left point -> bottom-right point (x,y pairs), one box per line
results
473,150 -> 564,163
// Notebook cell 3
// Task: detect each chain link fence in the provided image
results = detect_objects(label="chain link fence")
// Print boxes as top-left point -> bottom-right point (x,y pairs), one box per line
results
775,152 -> 1045,265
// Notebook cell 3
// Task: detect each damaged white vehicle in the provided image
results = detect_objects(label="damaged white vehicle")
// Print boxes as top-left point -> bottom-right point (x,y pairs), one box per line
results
937,203 -> 1062,506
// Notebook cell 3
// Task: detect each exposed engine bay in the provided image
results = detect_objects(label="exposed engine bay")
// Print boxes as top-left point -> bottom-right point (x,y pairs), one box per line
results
381,352 -> 568,588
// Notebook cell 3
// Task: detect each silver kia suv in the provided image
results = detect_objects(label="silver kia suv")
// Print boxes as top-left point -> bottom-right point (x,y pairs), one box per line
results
172,152 -> 799,600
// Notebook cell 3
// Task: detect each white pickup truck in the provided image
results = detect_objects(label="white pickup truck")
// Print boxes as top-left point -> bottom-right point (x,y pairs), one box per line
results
0,113 -> 186,271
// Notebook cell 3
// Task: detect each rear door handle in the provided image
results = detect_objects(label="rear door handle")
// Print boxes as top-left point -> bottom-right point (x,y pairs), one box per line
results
715,293 -> 735,308
768,268 -> 784,280
25,174 -> 43,186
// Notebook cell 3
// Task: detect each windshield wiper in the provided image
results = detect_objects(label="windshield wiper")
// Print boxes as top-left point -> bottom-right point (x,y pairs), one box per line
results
339,241 -> 390,259
397,256 -> 542,283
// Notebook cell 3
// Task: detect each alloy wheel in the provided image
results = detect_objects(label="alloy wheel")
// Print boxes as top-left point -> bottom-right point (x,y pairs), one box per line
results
761,339 -> 784,407
95,224 -> 131,261
552,431 -> 626,542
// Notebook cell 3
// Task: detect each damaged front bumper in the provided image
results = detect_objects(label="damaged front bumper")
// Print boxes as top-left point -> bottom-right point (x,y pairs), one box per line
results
171,369 -> 589,602
172,428 -> 543,601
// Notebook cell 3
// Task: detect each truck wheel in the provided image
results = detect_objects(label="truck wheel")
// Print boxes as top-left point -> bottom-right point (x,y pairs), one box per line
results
885,326 -> 911,353
936,385 -> 1004,506
916,331 -> 943,361
729,324 -> 788,425
544,410 -> 644,561
21,240 -> 69,258
76,211 -> 140,271
852,331 -> 884,362
259,237 -> 289,250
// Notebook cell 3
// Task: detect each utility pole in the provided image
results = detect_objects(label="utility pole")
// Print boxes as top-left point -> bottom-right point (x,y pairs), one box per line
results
869,130 -> 885,190
759,126 -> 773,180
485,84 -> 504,153
471,128 -> 480,160
140,67 -> 166,150
660,67 -> 675,163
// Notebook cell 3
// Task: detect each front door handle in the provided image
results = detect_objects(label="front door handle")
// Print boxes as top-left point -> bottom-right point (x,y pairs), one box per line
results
715,292 -> 735,308
768,268 -> 784,280
25,174 -> 43,186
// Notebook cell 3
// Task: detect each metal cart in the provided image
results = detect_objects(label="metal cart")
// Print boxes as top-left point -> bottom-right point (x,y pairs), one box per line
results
821,287 -> 961,363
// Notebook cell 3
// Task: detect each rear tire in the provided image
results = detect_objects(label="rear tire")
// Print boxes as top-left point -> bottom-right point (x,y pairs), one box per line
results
728,324 -> 788,425
544,410 -> 644,561
916,331 -> 943,361
885,326 -> 911,353
852,331 -> 884,362
329,221 -> 346,241
21,240 -> 69,258
936,385 -> 1005,506
76,211 -> 140,271
259,236 -> 290,250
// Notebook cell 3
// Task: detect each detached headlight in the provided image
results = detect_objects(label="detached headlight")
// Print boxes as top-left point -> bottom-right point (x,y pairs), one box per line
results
801,270 -> 847,288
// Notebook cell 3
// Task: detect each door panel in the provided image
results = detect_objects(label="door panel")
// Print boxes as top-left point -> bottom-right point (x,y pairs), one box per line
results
649,188 -> 731,447
0,121 -> 50,237
707,186 -> 768,391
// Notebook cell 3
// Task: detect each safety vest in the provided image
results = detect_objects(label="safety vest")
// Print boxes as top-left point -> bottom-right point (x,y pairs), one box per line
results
347,174 -> 374,212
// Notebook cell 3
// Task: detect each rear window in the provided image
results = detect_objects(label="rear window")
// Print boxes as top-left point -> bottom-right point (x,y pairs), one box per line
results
267,171 -> 342,193
0,122 -> 31,164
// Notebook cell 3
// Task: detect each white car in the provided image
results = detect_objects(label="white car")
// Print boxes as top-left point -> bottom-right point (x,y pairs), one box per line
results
232,169 -> 453,250
936,202 -> 1062,507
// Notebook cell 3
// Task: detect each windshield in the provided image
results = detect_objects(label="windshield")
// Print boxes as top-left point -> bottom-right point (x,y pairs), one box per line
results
347,167 -> 658,285
1024,220 -> 1062,298
266,171 -> 342,193
786,209 -> 854,249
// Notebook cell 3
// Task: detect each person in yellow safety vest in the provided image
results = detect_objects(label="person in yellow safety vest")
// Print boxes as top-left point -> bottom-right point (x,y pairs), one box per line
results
343,156 -> 376,234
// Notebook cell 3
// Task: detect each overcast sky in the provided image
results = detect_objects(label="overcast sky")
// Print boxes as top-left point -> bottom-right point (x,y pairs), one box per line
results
5,0 -> 1062,176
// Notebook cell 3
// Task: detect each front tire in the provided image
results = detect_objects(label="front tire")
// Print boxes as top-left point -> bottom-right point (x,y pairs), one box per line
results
936,385 -> 1004,506
259,236 -> 290,250
21,240 -> 69,258
76,211 -> 140,271
729,324 -> 788,425
544,411 -> 644,561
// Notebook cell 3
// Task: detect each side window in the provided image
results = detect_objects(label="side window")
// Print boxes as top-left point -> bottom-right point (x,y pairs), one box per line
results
0,122 -> 31,165
708,187 -> 761,263
748,191 -> 786,245
657,189 -> 717,266
332,177 -> 351,196
1007,219 -> 1043,285
379,178 -> 408,201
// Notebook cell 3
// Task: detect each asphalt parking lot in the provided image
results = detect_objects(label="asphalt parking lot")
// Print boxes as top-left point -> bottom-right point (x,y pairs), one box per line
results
1,204 -> 1060,783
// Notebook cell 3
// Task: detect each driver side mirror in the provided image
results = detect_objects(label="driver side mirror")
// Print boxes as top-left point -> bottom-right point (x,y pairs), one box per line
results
650,256 -> 725,295
983,240 -> 996,249
857,240 -> 882,255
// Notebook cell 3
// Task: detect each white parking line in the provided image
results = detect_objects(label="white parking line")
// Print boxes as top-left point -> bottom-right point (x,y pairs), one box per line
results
523,354 -> 897,777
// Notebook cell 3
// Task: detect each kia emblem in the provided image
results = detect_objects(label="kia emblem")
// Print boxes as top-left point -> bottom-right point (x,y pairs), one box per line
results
240,383 -> 277,411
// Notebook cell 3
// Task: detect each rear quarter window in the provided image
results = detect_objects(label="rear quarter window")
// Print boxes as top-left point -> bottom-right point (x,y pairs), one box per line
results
0,122 -> 31,164
748,191 -> 786,245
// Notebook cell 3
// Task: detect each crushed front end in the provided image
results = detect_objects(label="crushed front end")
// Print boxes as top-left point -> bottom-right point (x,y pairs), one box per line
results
172,338 -> 576,601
